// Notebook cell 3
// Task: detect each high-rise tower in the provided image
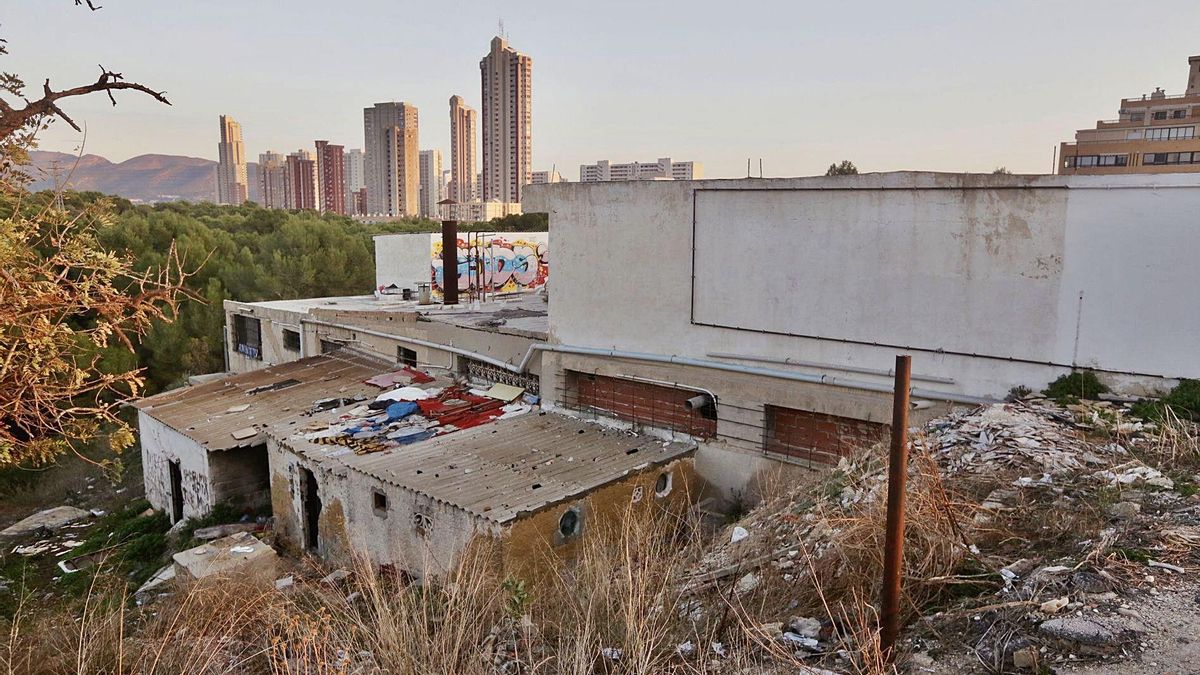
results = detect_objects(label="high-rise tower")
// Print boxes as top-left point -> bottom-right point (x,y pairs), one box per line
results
479,37 -> 532,203
217,115 -> 248,205
449,95 -> 478,203
363,102 -> 420,217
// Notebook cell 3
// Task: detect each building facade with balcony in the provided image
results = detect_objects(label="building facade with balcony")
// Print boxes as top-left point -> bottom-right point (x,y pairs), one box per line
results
1059,55 -> 1200,175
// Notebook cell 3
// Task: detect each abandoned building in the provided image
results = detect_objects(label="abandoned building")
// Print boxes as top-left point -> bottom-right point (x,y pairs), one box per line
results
137,170 -> 1200,576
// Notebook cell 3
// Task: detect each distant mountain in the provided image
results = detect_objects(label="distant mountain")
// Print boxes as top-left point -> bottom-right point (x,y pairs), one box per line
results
27,151 -> 260,204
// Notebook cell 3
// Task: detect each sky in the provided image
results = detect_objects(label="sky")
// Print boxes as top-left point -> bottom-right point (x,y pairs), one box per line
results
7,0 -> 1200,178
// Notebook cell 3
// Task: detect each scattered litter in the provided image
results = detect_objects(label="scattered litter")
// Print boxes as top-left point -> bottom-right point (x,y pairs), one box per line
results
730,526 -> 749,544
483,383 -> 525,403
375,387 -> 432,403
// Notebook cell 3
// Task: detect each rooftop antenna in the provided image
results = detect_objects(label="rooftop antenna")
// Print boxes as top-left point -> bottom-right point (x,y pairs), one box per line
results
498,18 -> 506,39
759,158 -> 763,178
746,158 -> 751,178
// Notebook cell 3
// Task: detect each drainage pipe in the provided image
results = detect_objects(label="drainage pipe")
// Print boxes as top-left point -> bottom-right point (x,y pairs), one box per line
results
705,351 -> 956,385
301,317 -> 994,406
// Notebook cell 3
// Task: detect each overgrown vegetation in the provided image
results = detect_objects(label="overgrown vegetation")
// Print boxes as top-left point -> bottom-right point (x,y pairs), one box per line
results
1043,370 -> 1108,403
1132,379 -> 1200,422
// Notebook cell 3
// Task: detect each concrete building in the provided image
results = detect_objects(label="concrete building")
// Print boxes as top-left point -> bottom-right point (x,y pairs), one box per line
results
480,37 -> 532,203
418,149 -> 443,218
531,169 -> 564,184
524,171 -> 1200,496
315,141 -> 346,214
1059,55 -> 1200,175
374,231 -> 548,300
579,157 -> 701,182
364,102 -> 420,216
216,115 -> 248,205
449,95 -> 478,203
344,149 -> 365,214
439,200 -> 522,223
257,151 -> 287,209
284,149 -> 318,211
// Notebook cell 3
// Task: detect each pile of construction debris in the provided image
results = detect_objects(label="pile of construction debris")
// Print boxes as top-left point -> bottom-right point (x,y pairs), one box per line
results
298,366 -> 536,455
683,399 -> 1200,673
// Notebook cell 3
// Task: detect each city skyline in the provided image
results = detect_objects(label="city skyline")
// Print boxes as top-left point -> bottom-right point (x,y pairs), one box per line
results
9,1 -> 1200,177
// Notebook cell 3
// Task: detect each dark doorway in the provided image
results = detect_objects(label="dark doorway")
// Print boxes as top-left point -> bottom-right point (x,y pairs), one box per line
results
301,467 -> 322,551
168,460 -> 184,523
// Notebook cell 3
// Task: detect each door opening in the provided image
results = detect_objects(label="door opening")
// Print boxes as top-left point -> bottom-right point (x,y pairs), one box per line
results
301,467 -> 322,551
168,460 -> 184,523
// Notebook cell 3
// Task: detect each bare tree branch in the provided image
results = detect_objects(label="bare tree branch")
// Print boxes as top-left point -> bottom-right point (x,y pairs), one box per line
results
0,69 -> 169,139
74,0 -> 103,11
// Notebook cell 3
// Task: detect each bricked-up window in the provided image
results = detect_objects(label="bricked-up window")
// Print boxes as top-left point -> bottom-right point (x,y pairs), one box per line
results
233,315 -> 262,360
569,372 -> 716,439
764,405 -> 887,465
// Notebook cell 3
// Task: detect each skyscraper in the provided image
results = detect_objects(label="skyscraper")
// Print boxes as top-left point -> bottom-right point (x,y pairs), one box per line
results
448,95 -> 478,202
315,140 -> 346,214
343,148 -> 365,213
216,115 -> 248,205
480,37 -> 532,203
418,149 -> 443,218
363,102 -> 420,217
258,151 -> 287,209
284,149 -> 318,211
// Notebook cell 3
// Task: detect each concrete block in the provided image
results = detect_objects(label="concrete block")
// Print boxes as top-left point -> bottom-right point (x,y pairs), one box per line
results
172,531 -> 277,583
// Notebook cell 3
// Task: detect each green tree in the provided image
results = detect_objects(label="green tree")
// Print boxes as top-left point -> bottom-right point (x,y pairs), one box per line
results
825,160 -> 859,176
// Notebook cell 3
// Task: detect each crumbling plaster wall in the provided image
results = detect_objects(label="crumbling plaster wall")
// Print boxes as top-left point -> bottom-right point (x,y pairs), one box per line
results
269,439 -> 498,578
502,457 -> 701,583
223,302 -> 305,373
525,173 -> 1200,402
138,411 -> 213,521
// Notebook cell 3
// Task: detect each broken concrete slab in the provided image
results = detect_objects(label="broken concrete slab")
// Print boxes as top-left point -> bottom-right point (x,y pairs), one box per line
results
193,522 -> 260,540
1039,617 -> 1120,646
0,506 -> 91,537
135,564 -> 177,605
173,531 -> 277,583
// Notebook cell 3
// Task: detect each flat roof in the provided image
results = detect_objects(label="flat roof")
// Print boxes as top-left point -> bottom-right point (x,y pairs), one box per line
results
133,351 -> 394,451
277,412 -> 694,525
234,291 -> 548,340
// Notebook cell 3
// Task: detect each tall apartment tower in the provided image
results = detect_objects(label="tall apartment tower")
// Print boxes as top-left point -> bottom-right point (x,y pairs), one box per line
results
314,141 -> 346,214
448,95 -> 478,202
343,148 -> 365,213
418,149 -> 443,218
363,102 -> 420,217
480,37 -> 532,203
258,151 -> 287,209
284,149 -> 318,210
216,115 -> 248,205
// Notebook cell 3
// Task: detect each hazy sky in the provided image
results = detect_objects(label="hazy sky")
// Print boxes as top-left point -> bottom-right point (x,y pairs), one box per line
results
7,0 -> 1200,178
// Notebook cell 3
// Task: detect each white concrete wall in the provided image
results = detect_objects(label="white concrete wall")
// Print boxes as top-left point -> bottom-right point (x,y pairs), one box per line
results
526,172 -> 1200,400
139,411 -> 213,522
374,233 -> 433,292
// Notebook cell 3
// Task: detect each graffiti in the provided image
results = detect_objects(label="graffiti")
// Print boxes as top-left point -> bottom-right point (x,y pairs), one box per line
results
432,234 -> 549,295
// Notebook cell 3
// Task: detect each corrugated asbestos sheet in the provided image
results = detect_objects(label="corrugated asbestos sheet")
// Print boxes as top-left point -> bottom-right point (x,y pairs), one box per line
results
133,351 -> 391,451
280,413 -> 695,524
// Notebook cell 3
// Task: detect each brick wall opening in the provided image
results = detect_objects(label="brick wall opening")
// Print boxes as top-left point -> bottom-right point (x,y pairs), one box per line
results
566,371 -> 716,439
763,405 -> 887,465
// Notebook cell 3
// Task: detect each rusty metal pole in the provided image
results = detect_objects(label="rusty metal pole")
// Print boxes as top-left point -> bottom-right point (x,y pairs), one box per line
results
441,219 -> 458,305
879,354 -> 912,661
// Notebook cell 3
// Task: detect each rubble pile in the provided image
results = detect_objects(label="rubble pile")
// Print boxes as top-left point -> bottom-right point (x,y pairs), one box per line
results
682,400 -> 1200,673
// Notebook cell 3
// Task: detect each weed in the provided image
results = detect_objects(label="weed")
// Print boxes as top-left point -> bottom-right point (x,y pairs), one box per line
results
1006,385 -> 1032,402
1044,371 -> 1108,403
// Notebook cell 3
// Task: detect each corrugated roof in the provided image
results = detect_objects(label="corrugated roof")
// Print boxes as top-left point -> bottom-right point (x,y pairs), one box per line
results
133,351 -> 393,451
278,413 -> 694,524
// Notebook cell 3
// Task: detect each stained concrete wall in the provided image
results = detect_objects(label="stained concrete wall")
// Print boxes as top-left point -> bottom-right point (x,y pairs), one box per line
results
222,300 -> 544,382
525,172 -> 1200,400
269,439 -> 498,578
139,411 -> 213,522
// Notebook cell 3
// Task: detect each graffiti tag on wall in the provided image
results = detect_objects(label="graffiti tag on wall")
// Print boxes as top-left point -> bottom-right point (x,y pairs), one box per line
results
431,234 -> 549,294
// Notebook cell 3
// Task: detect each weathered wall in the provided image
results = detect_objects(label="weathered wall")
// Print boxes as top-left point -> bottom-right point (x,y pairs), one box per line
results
432,233 -> 549,296
138,411 -> 213,522
374,233 -> 433,292
209,444 -> 271,511
269,440 -> 497,578
502,457 -> 702,584
525,173 -> 1200,400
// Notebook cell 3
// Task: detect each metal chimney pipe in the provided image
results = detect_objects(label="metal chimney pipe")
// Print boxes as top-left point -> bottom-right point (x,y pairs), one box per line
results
441,218 -> 458,305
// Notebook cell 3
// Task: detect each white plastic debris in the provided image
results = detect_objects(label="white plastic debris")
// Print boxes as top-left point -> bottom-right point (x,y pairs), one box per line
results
730,526 -> 749,544
375,387 -> 432,402
600,647 -> 622,661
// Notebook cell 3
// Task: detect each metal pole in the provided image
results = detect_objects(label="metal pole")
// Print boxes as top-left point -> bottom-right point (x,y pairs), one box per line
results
879,354 -> 912,660
441,219 -> 458,305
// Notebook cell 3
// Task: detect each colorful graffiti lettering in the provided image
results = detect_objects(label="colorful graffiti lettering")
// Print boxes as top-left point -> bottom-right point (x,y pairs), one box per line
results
432,234 -> 549,295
